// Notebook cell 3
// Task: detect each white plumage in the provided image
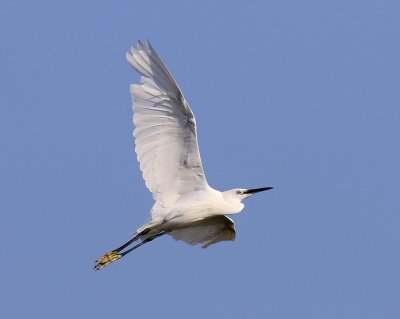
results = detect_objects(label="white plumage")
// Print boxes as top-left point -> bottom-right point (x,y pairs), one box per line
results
95,40 -> 272,270
126,41 -> 207,208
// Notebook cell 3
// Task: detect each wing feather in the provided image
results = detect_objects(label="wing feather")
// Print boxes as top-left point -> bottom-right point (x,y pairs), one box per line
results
127,41 -> 208,204
169,216 -> 236,248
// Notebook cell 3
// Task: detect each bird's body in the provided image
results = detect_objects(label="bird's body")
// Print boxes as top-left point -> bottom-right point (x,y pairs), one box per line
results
138,187 -> 243,235
95,41 -> 272,270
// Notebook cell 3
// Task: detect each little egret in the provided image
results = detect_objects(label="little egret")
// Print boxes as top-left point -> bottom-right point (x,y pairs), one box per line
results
95,40 -> 273,270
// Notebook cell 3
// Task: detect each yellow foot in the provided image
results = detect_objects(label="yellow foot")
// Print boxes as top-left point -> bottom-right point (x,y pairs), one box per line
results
94,251 -> 122,270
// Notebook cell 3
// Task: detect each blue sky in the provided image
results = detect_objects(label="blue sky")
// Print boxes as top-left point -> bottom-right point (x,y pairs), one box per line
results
1,1 -> 399,318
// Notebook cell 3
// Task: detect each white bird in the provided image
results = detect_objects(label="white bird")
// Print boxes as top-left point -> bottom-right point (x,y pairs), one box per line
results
95,40 -> 273,270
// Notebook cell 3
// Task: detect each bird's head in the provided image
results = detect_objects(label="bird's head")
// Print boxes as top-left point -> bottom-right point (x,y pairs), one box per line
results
224,187 -> 274,202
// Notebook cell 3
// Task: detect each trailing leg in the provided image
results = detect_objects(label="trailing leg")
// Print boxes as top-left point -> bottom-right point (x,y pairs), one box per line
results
94,232 -> 143,270
94,230 -> 166,270
119,231 -> 167,257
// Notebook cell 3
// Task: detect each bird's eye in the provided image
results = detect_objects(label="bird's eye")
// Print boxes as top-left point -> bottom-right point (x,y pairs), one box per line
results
236,190 -> 242,195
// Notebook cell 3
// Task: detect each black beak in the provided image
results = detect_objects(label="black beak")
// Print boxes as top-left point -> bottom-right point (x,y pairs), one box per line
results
243,187 -> 273,194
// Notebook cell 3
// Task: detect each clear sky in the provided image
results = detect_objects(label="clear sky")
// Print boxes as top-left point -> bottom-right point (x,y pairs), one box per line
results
1,1 -> 399,318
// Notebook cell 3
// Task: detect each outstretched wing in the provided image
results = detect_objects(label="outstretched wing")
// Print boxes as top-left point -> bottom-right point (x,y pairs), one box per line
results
126,41 -> 208,203
168,215 -> 236,248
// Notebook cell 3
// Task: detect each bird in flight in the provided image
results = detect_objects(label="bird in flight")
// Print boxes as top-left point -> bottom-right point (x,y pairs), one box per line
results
95,40 -> 273,270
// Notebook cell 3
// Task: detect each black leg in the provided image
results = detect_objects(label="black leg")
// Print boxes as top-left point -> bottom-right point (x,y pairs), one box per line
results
105,227 -> 151,254
120,231 -> 167,257
94,231 -> 167,270
113,233 -> 141,253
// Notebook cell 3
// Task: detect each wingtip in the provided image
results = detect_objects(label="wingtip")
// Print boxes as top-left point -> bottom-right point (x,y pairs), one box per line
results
127,39 -> 155,57
136,39 -> 144,48
136,39 -> 151,52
